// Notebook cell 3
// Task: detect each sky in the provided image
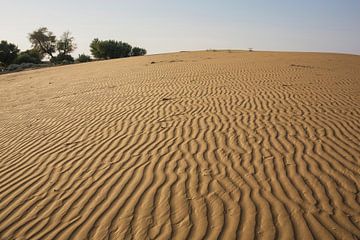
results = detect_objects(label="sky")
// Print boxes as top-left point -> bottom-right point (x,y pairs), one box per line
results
1,0 -> 359,56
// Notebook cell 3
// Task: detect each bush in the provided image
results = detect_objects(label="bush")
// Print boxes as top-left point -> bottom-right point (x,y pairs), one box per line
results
4,62 -> 51,72
51,54 -> 74,64
15,54 -> 36,64
6,63 -> 37,72
76,54 -> 91,63
131,47 -> 147,56
90,39 -> 132,59
0,40 -> 20,66
15,49 -> 42,64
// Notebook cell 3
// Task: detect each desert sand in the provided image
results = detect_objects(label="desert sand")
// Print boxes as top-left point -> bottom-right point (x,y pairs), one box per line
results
0,51 -> 359,240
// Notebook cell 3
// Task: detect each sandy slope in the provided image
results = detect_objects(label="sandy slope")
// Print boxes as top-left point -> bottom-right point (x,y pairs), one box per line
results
0,51 -> 359,240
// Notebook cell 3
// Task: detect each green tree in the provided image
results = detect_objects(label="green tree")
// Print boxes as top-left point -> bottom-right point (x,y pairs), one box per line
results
29,27 -> 56,59
90,38 -> 105,59
57,31 -> 76,55
131,47 -> 147,56
0,40 -> 20,66
90,39 -> 132,59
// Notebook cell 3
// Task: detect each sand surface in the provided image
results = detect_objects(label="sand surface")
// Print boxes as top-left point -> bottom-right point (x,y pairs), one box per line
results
0,51 -> 359,239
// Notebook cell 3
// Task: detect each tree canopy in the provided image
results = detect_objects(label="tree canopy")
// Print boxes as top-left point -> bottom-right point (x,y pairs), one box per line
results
90,39 -> 146,59
57,31 -> 76,55
131,47 -> 147,56
0,41 -> 20,66
28,27 -> 56,58
27,27 -> 77,64
90,39 -> 131,59
15,49 -> 42,64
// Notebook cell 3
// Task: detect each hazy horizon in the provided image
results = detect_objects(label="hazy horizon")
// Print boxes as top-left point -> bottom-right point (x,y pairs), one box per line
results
1,0 -> 359,56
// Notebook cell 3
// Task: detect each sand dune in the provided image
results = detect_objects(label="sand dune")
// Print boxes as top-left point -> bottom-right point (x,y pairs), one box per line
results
0,51 -> 359,239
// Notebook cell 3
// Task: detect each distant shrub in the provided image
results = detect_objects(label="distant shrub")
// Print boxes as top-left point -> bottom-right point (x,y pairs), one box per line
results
76,54 -> 91,63
90,39 -> 132,59
6,63 -> 36,71
131,47 -> 147,56
51,53 -> 74,64
15,54 -> 36,64
0,40 -> 20,66
90,39 -> 146,59
15,49 -> 42,64
8,63 -> 35,71
6,64 -> 21,71
4,62 -> 51,72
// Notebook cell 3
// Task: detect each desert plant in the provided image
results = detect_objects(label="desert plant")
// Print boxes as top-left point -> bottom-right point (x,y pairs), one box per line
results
29,27 -> 56,58
76,54 -> 91,63
4,62 -> 51,72
51,53 -> 74,64
89,39 -> 103,59
0,40 -> 20,66
7,63 -> 34,71
15,49 -> 42,64
57,31 -> 76,55
131,47 -> 147,56
90,39 -> 132,59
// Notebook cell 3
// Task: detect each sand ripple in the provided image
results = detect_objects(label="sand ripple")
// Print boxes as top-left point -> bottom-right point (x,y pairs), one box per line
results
0,51 -> 359,239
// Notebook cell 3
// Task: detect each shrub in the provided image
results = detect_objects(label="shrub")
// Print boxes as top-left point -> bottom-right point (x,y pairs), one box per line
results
76,54 -> 91,63
15,54 -> 37,64
6,63 -> 36,72
15,49 -> 42,64
4,62 -> 51,72
51,54 -> 74,64
0,40 -> 20,66
131,47 -> 147,56
90,39 -> 132,59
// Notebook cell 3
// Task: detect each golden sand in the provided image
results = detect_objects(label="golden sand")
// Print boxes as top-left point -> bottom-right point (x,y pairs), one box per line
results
0,51 -> 359,239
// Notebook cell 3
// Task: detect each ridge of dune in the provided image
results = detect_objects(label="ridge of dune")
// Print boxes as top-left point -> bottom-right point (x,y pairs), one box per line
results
0,51 -> 359,240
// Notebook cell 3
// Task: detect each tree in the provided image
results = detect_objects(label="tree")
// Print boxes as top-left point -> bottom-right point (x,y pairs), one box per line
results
0,40 -> 20,66
90,39 -> 132,59
50,31 -> 76,64
15,49 -> 42,64
57,31 -> 76,55
29,27 -> 56,58
131,47 -> 147,56
90,38 -> 105,59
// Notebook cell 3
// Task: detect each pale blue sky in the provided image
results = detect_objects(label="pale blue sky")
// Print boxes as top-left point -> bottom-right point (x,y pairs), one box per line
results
1,0 -> 359,56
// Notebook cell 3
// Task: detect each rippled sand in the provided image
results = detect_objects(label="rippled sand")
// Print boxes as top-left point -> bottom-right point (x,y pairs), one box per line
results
0,51 -> 359,239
